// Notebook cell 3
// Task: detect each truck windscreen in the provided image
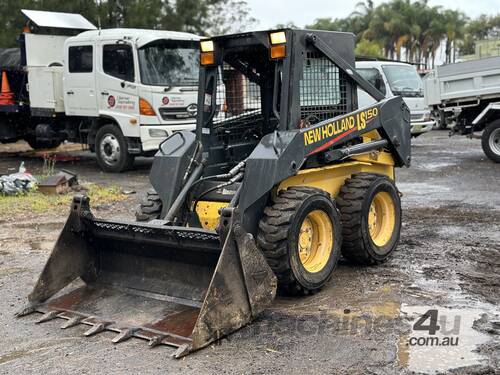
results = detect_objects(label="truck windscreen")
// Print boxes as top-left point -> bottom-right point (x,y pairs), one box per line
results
382,64 -> 423,97
138,40 -> 199,86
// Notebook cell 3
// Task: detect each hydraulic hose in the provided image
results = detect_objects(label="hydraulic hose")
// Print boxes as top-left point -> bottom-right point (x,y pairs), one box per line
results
186,160 -> 246,196
192,172 -> 244,213
164,159 -> 206,224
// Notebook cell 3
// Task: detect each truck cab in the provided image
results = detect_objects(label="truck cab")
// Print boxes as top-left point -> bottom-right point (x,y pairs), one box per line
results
0,10 -> 201,172
63,29 -> 200,171
356,60 -> 434,137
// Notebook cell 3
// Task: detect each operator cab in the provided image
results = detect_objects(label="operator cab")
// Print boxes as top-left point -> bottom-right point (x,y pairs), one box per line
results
196,29 -> 357,175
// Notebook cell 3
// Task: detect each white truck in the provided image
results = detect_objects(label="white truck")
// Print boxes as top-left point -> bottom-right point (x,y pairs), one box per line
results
356,60 -> 434,137
424,56 -> 500,163
0,10 -> 200,172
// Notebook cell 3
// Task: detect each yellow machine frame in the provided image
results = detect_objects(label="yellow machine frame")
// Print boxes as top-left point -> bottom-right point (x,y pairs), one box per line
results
196,132 -> 395,231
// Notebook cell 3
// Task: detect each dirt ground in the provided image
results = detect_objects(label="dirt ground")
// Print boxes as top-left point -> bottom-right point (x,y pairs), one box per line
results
0,130 -> 498,374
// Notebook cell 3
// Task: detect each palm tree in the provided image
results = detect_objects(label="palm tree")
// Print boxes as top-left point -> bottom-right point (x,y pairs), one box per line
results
424,7 -> 446,68
442,10 -> 467,63
363,3 -> 399,59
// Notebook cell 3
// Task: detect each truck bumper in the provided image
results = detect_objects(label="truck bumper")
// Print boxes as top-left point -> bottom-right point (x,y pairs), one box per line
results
140,124 -> 195,152
411,120 -> 434,135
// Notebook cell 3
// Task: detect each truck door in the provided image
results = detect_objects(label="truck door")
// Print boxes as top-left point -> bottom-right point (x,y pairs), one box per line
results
96,41 -> 139,133
64,44 -> 98,116
356,67 -> 387,108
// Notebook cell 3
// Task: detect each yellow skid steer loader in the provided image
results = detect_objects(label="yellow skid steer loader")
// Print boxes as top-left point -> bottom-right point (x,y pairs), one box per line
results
18,29 -> 410,358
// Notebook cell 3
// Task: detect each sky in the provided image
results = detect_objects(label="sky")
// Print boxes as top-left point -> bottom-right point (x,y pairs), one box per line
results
246,0 -> 498,29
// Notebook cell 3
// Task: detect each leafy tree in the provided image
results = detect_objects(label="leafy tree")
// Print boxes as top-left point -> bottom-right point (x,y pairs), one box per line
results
355,39 -> 383,57
206,0 -> 257,36
0,0 -> 255,48
275,22 -> 298,29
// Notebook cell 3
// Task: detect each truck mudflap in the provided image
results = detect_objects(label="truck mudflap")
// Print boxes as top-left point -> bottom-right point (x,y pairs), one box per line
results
17,195 -> 277,358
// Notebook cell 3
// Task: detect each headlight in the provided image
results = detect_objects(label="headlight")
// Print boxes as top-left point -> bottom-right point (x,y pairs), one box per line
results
149,129 -> 168,138
423,111 -> 432,122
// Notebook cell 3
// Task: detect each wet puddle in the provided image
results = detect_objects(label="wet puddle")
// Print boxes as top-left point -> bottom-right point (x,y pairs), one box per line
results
398,305 -> 492,373
397,182 -> 451,196
0,348 -> 34,365
0,266 -> 28,277
13,221 -> 64,231
28,240 -> 54,252
417,162 -> 455,171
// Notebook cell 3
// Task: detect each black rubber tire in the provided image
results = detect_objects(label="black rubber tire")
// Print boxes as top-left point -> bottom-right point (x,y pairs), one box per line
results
95,124 -> 135,173
25,136 -> 61,150
135,189 -> 162,221
433,109 -> 447,130
337,173 -> 401,265
481,120 -> 500,163
257,186 -> 342,295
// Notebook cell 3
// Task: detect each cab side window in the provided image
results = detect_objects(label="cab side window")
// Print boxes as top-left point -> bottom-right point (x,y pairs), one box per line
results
69,46 -> 93,73
357,68 -> 386,96
103,44 -> 135,82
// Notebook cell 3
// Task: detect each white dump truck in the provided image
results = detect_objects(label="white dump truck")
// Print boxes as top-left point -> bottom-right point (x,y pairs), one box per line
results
0,10 -> 200,172
356,59 -> 434,138
424,56 -> 500,163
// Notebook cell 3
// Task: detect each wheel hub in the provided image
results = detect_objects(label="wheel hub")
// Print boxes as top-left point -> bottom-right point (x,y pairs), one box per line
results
298,210 -> 333,273
298,218 -> 313,261
368,191 -> 396,247
489,128 -> 500,156
100,134 -> 121,165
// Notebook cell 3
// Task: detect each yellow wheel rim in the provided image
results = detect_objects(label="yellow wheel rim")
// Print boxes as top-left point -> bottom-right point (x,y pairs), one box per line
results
368,191 -> 396,247
298,210 -> 333,273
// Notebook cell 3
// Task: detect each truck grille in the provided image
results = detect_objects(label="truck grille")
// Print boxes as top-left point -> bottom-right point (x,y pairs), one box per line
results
410,113 -> 424,122
159,106 -> 197,121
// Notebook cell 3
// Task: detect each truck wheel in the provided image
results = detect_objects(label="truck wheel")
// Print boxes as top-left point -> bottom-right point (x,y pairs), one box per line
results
433,109 -> 447,130
95,124 -> 135,173
136,189 -> 162,221
337,173 -> 401,265
481,120 -> 500,163
25,136 -> 61,150
257,186 -> 342,295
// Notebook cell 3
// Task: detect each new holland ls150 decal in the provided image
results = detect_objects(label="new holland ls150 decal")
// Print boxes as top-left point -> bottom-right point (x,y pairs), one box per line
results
303,105 -> 380,156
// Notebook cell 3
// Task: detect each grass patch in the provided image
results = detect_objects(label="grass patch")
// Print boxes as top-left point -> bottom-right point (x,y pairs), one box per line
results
0,183 -> 127,218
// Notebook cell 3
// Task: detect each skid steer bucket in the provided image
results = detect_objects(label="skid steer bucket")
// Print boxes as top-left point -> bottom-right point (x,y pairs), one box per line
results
17,195 -> 277,357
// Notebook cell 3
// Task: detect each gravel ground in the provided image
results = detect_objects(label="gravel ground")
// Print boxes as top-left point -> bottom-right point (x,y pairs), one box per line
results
0,130 -> 498,374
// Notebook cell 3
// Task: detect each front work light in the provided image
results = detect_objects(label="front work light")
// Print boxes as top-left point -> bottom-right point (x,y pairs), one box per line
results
269,31 -> 286,59
200,40 -> 214,52
200,40 -> 215,65
270,31 -> 286,45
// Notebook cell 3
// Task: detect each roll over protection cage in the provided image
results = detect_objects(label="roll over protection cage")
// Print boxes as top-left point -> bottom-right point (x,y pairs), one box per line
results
196,29 -> 410,166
